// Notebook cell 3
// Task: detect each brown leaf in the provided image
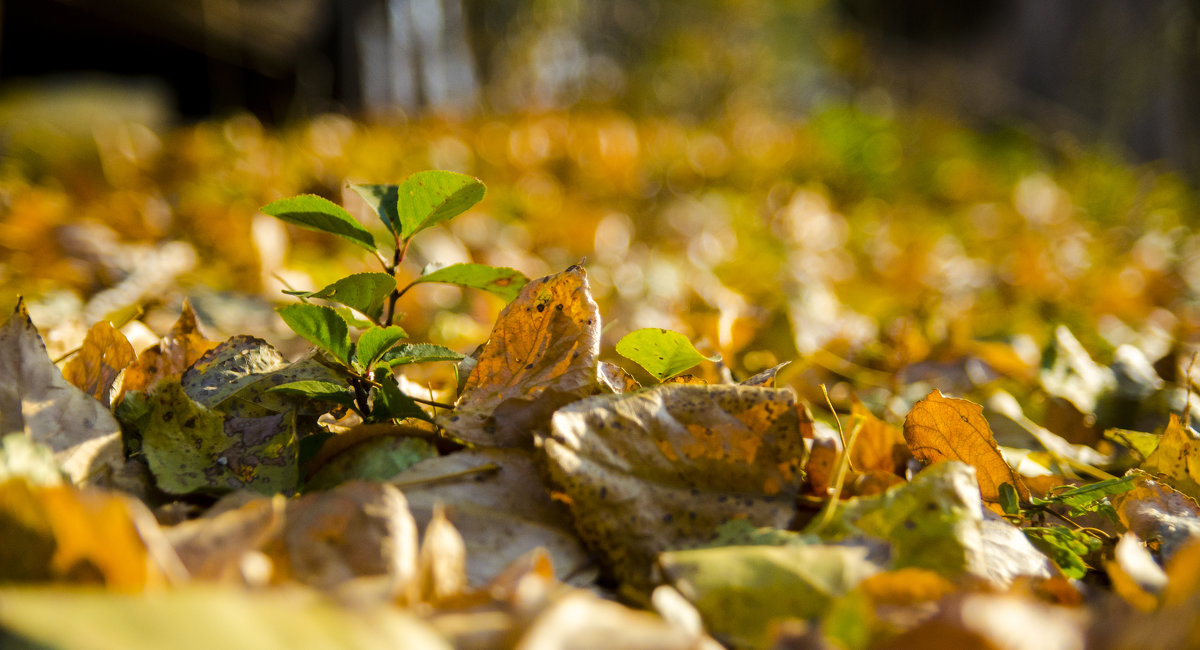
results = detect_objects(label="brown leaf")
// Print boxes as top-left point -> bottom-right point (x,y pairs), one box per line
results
440,265 -> 601,447
163,494 -> 286,582
0,299 -> 123,484
417,504 -> 467,605
121,300 -> 218,396
62,320 -> 135,407
541,383 -> 807,591
598,360 -> 640,393
850,401 -> 909,475
1110,469 -> 1200,563
903,390 -> 1029,505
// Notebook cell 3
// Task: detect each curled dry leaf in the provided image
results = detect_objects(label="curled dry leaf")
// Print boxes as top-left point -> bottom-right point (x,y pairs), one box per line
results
121,301 -> 218,396
541,383 -> 807,590
1109,469 -> 1200,564
903,389 -> 1029,507
417,504 -> 468,605
0,299 -> 123,484
440,265 -> 601,447
62,319 -> 135,407
1140,414 -> 1200,502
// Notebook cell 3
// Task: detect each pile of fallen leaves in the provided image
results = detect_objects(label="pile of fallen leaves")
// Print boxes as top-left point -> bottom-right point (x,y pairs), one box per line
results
4,106 -> 1200,648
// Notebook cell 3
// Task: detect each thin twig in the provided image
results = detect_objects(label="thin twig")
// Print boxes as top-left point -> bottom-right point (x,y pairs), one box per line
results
390,462 -> 499,488
410,394 -> 454,410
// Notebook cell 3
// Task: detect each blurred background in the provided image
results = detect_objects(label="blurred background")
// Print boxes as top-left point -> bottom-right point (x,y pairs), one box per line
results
1,0 -> 1198,423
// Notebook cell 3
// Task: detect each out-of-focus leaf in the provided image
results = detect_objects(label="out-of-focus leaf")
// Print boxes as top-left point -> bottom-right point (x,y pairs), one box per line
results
395,448 -> 592,587
163,494 -> 286,582
351,183 -> 401,236
882,593 -> 1086,650
1023,526 -> 1101,579
414,263 -> 529,303
598,360 -> 641,393
306,435 -> 436,491
541,383 -> 806,590
356,326 -> 408,369
0,477 -> 185,588
1105,531 -> 1167,611
903,389 -> 1029,507
616,328 -> 720,382
396,170 -> 485,241
0,299 -> 123,484
1141,414 -> 1200,501
281,481 -> 418,594
0,585 -> 451,650
740,361 -> 790,387
440,265 -> 600,447
1110,469 -> 1200,563
417,504 -> 467,604
62,319 -> 135,406
0,434 -> 65,485
276,304 -> 352,366
1104,427 -> 1161,462
1038,474 -> 1138,512
261,194 -> 377,252
661,543 -> 881,649
284,273 -> 397,323
518,586 -> 710,650
379,343 -> 464,367
121,301 -> 218,396
141,382 -> 297,496
849,401 -> 909,475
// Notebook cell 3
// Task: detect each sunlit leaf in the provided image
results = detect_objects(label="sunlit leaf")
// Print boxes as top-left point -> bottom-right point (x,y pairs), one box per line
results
440,265 -> 600,447
379,343 -> 464,367
903,389 -> 1029,507
356,326 -> 408,369
261,194 -> 377,253
62,320 -> 135,407
267,380 -> 356,407
1109,469 -> 1200,563
1140,414 -> 1200,501
0,434 -> 65,485
284,273 -> 397,323
121,301 -> 218,396
413,263 -> 529,302
396,170 -> 485,241
615,328 -> 720,381
276,304 -> 352,366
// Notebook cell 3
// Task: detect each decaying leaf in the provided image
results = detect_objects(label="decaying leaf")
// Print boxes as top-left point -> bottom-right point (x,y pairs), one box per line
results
417,504 -> 467,605
1110,469 -> 1200,563
440,265 -> 601,447
541,382 -> 807,590
904,389 -> 1030,507
62,319 -> 135,406
141,382 -> 298,495
163,494 -> 286,582
1141,414 -> 1200,502
599,360 -> 641,393
0,299 -> 123,484
121,301 -> 218,396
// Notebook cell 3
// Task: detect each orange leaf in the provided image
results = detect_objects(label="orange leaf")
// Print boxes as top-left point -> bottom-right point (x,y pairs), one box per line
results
440,265 -> 600,447
903,390 -> 1029,505
62,320 -> 135,407
121,301 -> 218,396
850,400 -> 909,475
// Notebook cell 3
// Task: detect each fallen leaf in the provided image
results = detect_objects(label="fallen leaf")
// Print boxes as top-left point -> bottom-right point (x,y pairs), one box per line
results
0,433 -> 65,485
417,504 -> 467,605
1140,414 -> 1200,501
850,400 -> 909,475
305,434 -> 437,491
163,494 -> 286,582
1105,531 -> 1167,611
1109,469 -> 1200,563
740,361 -> 790,387
903,390 -> 1029,507
61,319 -> 135,406
598,360 -> 641,393
440,265 -> 600,447
121,301 -> 218,396
0,299 -> 123,484
518,587 -> 711,650
541,383 -> 807,590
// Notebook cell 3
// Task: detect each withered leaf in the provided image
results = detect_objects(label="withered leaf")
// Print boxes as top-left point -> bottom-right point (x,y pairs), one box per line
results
1109,469 -> 1200,564
0,299 -> 123,484
541,383 -> 807,590
850,401 -> 909,475
903,389 -> 1029,506
439,265 -> 600,447
62,320 -> 135,407
163,494 -> 286,582
1140,414 -> 1200,501
417,504 -> 467,605
121,301 -> 218,396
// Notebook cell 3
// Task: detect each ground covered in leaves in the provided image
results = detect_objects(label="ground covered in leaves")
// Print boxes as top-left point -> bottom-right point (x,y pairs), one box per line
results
3,105 -> 1200,649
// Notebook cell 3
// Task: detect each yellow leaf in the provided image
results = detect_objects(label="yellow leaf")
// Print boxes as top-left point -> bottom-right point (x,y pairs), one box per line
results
850,401 -> 909,475
1141,414 -> 1200,501
903,390 -> 1029,505
121,301 -> 218,397
62,320 -> 135,407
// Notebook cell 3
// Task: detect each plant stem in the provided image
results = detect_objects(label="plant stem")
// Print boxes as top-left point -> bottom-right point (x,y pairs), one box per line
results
383,238 -> 411,326
409,394 -> 454,410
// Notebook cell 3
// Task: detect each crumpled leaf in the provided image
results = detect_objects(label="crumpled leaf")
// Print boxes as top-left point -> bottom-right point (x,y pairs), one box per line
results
616,328 -> 720,382
541,382 -> 807,590
395,448 -> 592,587
660,543 -> 881,649
904,389 -> 1030,507
819,461 -> 1052,586
163,493 -> 286,582
0,299 -> 123,484
141,382 -> 298,495
1110,469 -> 1200,563
121,301 -> 218,396
1141,414 -> 1200,502
440,265 -> 600,447
740,361 -> 790,387
0,585 -> 450,650
62,319 -> 135,407
1106,531 -> 1168,611
0,477 -> 186,588
598,360 -> 641,393
414,263 -> 529,303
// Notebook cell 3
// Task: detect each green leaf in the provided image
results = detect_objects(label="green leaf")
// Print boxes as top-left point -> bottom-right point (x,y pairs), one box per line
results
414,263 -> 529,302
277,304 -> 352,366
615,328 -> 720,381
1023,526 -> 1101,579
999,482 -> 1020,516
350,183 -> 401,236
283,273 -> 397,322
267,380 -> 356,407
370,368 -> 431,423
306,436 -> 438,491
261,194 -> 376,253
396,170 -> 485,241
356,326 -> 409,369
379,343 -> 464,367
1037,474 -> 1138,512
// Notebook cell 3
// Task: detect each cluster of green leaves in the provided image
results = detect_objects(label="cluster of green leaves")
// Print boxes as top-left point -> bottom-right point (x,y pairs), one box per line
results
260,171 -> 528,422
